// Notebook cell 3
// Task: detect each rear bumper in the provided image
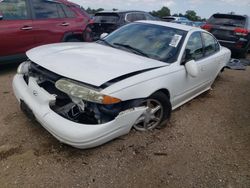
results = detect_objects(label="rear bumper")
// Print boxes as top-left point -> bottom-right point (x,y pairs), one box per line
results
219,40 -> 248,53
12,74 -> 146,149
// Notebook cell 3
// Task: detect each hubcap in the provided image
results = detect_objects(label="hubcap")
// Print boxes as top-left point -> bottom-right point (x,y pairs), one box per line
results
134,99 -> 163,131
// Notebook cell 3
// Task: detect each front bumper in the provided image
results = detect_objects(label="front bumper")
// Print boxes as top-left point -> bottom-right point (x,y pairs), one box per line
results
12,75 -> 146,149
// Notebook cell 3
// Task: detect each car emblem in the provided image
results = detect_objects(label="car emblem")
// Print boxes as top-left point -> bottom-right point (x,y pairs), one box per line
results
33,90 -> 38,96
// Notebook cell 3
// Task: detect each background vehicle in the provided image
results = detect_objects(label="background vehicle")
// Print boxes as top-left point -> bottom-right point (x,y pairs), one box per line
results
162,16 -> 189,22
0,0 -> 91,64
162,16 -> 194,26
193,21 -> 206,28
13,21 -> 231,148
202,13 -> 250,57
172,20 -> 194,26
86,10 -> 158,41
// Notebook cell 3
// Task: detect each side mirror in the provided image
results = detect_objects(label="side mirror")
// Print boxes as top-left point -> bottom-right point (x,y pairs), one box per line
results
185,60 -> 198,77
100,33 -> 108,39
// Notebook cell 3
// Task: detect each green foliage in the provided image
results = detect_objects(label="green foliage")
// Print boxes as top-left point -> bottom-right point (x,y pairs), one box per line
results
85,7 -> 105,14
185,10 -> 200,21
150,6 -> 171,18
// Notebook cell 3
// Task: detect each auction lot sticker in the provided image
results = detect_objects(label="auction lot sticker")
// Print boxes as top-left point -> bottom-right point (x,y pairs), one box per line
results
170,34 -> 182,47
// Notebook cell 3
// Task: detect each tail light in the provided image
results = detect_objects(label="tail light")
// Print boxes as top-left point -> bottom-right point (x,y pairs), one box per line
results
234,28 -> 249,36
88,19 -> 94,25
202,24 -> 212,31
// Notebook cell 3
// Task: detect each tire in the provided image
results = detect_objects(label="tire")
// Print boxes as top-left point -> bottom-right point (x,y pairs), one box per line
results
133,91 -> 172,131
66,38 -> 81,42
239,49 -> 248,59
83,27 -> 93,42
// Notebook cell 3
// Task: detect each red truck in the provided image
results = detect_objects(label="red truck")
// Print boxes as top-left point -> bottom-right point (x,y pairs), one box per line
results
0,0 -> 91,64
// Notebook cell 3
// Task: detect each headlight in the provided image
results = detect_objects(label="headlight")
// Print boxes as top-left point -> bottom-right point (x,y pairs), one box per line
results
17,61 -> 31,74
55,79 -> 121,104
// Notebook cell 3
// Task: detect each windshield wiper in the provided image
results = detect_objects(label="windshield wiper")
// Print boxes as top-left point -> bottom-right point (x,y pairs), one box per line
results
98,39 -> 114,47
113,43 -> 149,57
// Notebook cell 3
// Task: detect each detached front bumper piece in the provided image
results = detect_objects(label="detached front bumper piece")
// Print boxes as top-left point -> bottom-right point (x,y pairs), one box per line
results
12,75 -> 146,149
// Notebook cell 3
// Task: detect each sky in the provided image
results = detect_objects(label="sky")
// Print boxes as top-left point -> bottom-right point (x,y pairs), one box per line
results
70,0 -> 250,19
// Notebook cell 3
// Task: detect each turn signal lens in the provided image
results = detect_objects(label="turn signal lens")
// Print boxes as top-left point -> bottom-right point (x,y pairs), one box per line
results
102,95 -> 121,104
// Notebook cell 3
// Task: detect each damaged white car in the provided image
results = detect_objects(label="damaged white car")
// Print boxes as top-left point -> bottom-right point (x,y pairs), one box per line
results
13,21 -> 231,149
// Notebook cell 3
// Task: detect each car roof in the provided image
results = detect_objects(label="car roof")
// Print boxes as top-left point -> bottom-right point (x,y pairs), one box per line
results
137,20 -> 200,32
51,0 -> 78,6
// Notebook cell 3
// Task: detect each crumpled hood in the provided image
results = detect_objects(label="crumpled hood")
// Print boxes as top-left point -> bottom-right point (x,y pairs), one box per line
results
27,43 -> 167,87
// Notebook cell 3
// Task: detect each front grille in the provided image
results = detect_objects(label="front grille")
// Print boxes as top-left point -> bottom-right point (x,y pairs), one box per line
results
28,62 -> 68,100
29,62 -> 62,83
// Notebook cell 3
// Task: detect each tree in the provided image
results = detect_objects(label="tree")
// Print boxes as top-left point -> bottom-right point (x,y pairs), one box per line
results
85,7 -> 104,14
185,10 -> 199,21
150,6 -> 171,18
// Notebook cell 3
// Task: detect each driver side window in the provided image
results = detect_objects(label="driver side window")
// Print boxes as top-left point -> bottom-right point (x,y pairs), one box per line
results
183,32 -> 203,62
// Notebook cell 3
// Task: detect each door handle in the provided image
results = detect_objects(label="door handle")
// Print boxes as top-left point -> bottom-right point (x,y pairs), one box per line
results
21,26 -> 33,30
60,22 -> 69,26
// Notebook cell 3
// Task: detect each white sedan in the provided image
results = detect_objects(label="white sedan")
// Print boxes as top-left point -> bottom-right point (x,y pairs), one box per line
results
13,21 -> 231,149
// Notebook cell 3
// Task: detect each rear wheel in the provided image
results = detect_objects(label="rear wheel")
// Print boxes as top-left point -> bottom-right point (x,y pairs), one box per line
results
133,92 -> 171,131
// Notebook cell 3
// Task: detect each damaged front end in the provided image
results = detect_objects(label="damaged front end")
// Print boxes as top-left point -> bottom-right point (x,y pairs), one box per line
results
22,62 -> 144,125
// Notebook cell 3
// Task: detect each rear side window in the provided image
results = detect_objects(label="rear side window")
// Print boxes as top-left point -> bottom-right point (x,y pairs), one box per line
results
136,13 -> 146,21
32,0 -> 64,19
202,32 -> 220,57
208,14 -> 246,28
0,0 -> 29,20
126,13 -> 136,22
94,13 -> 120,23
145,13 -> 157,20
185,32 -> 203,61
61,5 -> 76,18
126,13 -> 146,22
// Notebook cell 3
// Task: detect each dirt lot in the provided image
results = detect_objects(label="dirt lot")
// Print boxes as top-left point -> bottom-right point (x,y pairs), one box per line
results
0,55 -> 250,188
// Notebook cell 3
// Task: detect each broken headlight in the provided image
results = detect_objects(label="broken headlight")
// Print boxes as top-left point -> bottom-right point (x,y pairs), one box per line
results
55,79 -> 121,105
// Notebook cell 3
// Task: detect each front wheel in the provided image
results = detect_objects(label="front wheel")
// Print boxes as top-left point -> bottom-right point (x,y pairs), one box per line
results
66,38 -> 81,42
133,92 -> 171,131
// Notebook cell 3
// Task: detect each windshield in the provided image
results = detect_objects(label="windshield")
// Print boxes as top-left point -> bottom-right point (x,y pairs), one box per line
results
208,14 -> 246,27
98,23 -> 187,63
94,13 -> 120,23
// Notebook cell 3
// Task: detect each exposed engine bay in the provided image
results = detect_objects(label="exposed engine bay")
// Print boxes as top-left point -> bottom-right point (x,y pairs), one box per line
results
24,62 -> 143,124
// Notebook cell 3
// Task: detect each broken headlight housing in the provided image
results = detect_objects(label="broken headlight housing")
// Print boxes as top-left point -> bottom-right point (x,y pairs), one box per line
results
55,79 -> 121,105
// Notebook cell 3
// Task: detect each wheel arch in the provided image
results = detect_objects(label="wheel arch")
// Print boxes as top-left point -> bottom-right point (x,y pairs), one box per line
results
61,32 -> 83,42
150,88 -> 171,100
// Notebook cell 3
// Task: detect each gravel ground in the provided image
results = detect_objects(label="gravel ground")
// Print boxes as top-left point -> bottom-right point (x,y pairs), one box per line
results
0,55 -> 249,188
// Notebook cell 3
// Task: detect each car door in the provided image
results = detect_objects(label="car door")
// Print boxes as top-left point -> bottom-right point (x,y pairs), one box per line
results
30,0 -> 74,46
201,32 -> 221,81
171,31 -> 213,107
0,0 -> 34,58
